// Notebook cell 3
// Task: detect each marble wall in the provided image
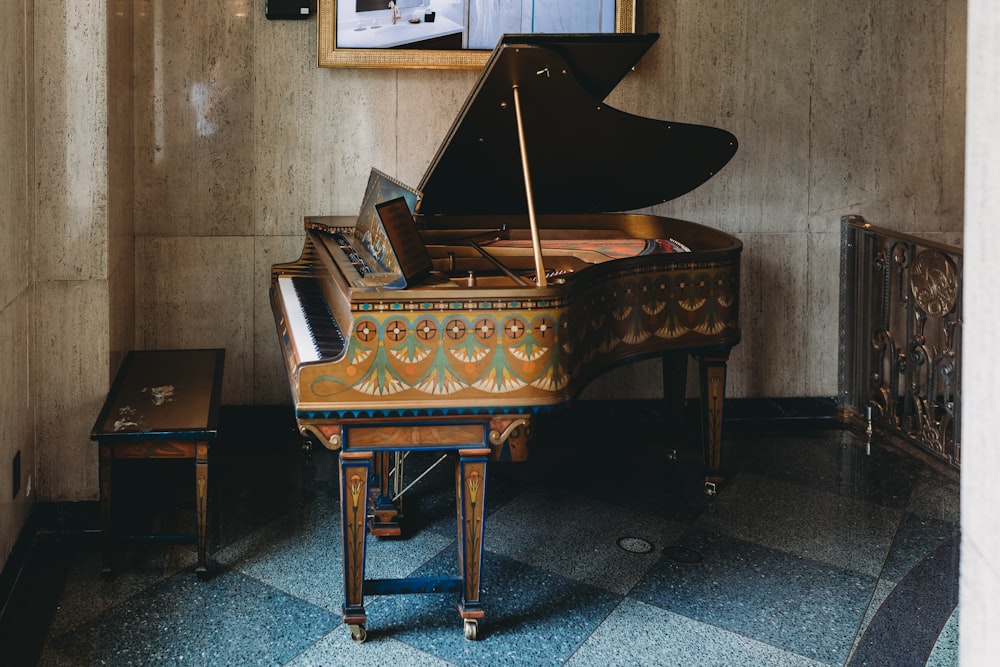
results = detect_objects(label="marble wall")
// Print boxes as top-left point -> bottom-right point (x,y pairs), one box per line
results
0,0 -> 34,566
32,0 -> 108,505
30,0 -> 134,504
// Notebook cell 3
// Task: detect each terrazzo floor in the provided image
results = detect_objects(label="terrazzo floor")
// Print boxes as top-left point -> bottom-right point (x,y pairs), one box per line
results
1,402 -> 960,666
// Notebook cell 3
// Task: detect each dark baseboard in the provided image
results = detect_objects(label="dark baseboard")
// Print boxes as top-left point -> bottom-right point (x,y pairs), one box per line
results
0,506 -> 40,623
0,500 -> 106,666
720,396 -> 839,423
569,396 -> 840,429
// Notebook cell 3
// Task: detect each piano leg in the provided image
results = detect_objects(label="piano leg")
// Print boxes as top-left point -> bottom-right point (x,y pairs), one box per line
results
696,349 -> 731,496
455,448 -> 490,640
336,430 -> 492,641
339,450 -> 372,642
99,443 -> 113,576
662,353 -> 688,425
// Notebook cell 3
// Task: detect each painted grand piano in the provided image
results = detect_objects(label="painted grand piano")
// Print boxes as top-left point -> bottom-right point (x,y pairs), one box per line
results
270,33 -> 740,641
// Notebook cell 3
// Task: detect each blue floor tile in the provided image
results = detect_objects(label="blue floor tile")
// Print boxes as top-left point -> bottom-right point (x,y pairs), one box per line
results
848,537 -> 959,667
737,430 -> 925,510
632,526 -> 877,664
484,486 -> 687,594
926,608 -> 959,667
698,471 -> 902,577
366,550 -> 622,665
49,569 -> 340,667
567,598 -> 829,667
880,512 -> 960,583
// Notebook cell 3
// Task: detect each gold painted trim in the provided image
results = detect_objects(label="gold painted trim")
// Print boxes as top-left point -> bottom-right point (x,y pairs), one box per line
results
318,0 -> 637,70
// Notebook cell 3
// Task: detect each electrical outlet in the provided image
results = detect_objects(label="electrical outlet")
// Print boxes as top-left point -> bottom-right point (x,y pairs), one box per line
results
12,450 -> 20,499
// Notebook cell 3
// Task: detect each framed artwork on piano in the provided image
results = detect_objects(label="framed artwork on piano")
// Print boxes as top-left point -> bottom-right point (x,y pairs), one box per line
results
318,0 -> 637,69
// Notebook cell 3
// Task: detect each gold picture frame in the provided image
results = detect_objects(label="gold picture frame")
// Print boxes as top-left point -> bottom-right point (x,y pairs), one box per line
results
318,0 -> 637,69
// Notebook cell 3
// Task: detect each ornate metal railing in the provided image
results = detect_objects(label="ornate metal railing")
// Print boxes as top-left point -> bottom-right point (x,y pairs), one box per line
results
839,215 -> 962,468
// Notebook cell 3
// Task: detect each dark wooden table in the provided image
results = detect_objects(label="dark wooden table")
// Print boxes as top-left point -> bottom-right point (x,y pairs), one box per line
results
90,349 -> 224,578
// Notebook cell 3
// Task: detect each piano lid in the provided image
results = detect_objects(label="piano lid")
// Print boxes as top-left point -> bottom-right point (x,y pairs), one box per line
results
417,33 -> 738,217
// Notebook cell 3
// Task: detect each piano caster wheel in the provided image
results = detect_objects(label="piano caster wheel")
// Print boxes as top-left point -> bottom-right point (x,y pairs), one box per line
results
349,623 -> 367,643
464,619 -> 478,640
704,481 -> 717,498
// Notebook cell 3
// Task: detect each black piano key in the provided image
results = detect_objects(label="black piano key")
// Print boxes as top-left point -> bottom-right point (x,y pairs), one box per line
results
290,276 -> 346,359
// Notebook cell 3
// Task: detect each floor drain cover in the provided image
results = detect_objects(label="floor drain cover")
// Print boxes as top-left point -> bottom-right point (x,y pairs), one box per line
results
617,536 -> 654,554
663,545 -> 704,563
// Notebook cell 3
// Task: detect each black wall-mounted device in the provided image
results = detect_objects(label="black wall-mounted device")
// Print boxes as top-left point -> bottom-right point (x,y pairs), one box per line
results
265,0 -> 315,20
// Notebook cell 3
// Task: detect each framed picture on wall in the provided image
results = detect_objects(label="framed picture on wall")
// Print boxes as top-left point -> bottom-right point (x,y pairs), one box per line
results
318,0 -> 637,69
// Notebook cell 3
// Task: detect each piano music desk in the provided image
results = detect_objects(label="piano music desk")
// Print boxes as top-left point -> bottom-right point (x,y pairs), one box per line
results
89,349 -> 224,579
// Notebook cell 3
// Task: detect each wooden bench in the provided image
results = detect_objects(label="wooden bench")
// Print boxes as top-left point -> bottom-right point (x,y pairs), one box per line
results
90,349 -> 224,578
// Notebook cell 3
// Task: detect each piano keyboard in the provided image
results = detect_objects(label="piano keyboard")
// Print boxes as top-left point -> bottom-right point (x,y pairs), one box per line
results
277,275 -> 346,362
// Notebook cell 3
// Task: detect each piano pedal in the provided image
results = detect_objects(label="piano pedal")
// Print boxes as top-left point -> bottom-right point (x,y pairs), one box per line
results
370,523 -> 403,537
369,491 -> 403,536
665,448 -> 678,463
300,440 -> 312,453
704,478 -> 723,497
369,510 -> 403,537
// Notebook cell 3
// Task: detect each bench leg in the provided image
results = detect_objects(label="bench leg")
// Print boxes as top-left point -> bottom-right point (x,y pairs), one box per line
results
99,443 -> 113,575
195,441 -> 209,578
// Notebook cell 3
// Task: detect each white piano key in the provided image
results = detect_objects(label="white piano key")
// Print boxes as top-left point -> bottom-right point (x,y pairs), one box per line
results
278,276 -> 321,363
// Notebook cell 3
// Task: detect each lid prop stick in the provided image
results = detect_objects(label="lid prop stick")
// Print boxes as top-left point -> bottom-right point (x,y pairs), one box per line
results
511,82 -> 548,287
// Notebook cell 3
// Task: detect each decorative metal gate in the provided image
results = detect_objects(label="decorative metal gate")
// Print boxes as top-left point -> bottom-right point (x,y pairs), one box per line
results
838,215 -> 962,468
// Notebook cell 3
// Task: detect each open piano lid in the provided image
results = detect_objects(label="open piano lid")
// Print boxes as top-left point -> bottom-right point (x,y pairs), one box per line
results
417,33 -> 738,217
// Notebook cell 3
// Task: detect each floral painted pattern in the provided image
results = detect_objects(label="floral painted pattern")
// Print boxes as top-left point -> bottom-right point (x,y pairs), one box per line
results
299,261 -> 738,409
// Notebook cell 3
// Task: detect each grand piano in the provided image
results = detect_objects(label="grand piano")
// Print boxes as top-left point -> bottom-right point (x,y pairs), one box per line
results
270,33 -> 740,642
